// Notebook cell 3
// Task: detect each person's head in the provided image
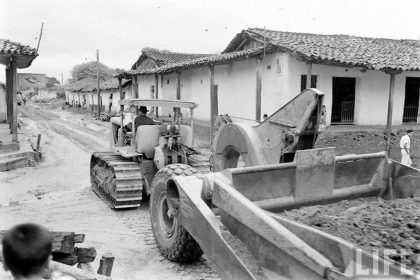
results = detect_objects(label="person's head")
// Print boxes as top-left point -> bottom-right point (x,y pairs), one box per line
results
2,223 -> 52,278
408,129 -> 414,137
263,114 -> 268,120
139,106 -> 149,115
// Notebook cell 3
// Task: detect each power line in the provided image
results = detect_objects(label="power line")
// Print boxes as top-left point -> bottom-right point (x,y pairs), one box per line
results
45,0 -> 191,33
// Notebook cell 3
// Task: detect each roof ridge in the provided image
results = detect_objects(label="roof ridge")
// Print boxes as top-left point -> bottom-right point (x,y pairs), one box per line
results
247,27 -> 420,43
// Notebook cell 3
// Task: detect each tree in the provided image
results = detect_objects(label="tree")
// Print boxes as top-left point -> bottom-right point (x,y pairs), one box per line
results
68,61 -> 117,83
115,68 -> 126,75
46,76 -> 60,88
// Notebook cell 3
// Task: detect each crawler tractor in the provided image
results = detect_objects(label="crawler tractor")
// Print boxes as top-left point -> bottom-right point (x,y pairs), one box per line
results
90,99 -> 199,209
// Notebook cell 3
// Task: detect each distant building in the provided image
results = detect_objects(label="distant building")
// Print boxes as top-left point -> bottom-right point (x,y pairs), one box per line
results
65,78 -> 131,113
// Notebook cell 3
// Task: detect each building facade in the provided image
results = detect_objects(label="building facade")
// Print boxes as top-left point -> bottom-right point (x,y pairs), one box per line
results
120,28 -> 420,127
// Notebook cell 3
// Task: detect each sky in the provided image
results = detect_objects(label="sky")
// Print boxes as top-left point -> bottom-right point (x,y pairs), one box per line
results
1,0 -> 420,83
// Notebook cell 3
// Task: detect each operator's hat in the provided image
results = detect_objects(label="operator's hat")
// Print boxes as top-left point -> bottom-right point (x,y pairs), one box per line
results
139,106 -> 149,113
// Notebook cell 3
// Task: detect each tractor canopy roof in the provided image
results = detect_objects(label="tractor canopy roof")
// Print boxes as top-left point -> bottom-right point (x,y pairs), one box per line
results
118,98 -> 198,109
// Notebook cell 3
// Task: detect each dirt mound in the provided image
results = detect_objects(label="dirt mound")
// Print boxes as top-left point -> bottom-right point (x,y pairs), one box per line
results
282,197 -> 420,269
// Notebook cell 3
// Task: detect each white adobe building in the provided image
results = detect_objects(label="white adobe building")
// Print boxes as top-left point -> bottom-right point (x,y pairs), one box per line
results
65,78 -> 131,113
119,28 -> 420,127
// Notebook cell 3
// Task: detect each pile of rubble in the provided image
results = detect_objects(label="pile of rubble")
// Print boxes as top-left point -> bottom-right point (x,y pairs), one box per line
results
282,197 -> 420,270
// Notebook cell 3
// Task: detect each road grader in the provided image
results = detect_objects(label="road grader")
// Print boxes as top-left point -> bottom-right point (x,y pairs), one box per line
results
90,88 -> 324,209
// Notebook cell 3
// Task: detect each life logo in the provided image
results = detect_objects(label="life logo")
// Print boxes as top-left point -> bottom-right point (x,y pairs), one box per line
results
25,76 -> 39,84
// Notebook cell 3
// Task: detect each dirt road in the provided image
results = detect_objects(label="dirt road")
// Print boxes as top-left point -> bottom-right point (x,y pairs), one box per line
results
0,101 -> 218,280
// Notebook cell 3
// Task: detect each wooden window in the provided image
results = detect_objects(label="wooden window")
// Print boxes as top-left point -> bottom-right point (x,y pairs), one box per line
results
300,75 -> 317,92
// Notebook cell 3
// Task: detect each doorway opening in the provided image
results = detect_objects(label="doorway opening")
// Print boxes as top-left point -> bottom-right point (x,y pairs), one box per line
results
331,77 -> 356,124
403,77 -> 420,123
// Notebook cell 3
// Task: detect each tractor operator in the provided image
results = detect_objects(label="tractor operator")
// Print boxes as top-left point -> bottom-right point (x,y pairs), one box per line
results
135,106 -> 155,127
124,105 -> 154,132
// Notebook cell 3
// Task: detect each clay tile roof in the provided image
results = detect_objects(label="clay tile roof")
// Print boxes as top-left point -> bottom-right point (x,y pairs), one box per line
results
65,78 -> 128,92
132,49 -> 209,70
226,28 -> 420,72
119,48 -> 264,78
0,39 -> 38,68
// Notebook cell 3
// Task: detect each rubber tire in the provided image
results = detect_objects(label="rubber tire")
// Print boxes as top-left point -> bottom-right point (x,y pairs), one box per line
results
150,164 -> 203,262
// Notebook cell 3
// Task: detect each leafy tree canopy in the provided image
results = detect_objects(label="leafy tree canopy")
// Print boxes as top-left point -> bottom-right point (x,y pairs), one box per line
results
46,76 -> 60,88
68,61 -> 118,84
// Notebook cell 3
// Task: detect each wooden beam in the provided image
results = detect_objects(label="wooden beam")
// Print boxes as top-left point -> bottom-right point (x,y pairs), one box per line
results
74,247 -> 97,263
386,71 -> 397,155
97,49 -> 101,116
97,253 -> 114,277
10,58 -> 17,142
176,71 -> 181,100
190,108 -> 194,147
209,65 -> 215,143
5,66 -> 11,126
233,39 -> 249,51
306,62 -> 312,89
255,57 -> 262,122
119,99 -> 197,109
133,75 -> 139,98
155,74 -> 159,118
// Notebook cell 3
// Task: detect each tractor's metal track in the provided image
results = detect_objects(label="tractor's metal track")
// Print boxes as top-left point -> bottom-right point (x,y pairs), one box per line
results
90,152 -> 144,209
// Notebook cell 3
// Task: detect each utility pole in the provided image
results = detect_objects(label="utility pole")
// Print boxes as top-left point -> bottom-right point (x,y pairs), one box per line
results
61,72 -> 63,85
97,49 -> 101,116
36,22 -> 44,52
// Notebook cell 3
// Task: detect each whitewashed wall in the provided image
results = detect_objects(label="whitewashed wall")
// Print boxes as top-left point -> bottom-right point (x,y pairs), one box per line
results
0,84 -> 6,122
286,54 -> 420,125
131,52 -> 420,125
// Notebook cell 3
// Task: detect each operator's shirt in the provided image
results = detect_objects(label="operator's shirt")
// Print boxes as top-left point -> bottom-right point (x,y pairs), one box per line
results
135,115 -> 155,127
400,135 -> 411,150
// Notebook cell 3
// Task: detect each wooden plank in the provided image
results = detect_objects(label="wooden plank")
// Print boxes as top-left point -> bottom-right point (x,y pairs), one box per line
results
176,71 -> 181,100
75,247 -> 97,263
51,231 -> 75,253
53,252 -> 78,266
255,57 -> 262,122
10,59 -> 17,142
74,233 -> 86,243
211,173 -> 335,277
118,99 -> 197,109
97,253 -> 114,277
0,156 -> 27,171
